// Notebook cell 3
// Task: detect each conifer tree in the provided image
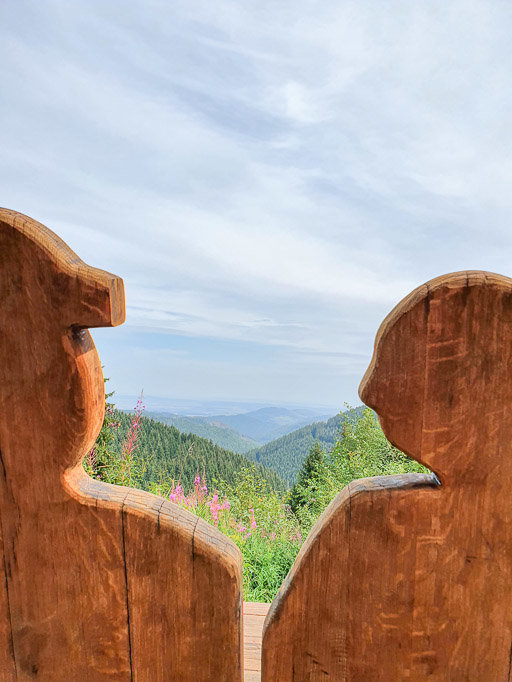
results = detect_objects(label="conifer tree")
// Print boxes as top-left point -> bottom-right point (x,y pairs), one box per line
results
288,441 -> 325,514
83,378 -> 120,482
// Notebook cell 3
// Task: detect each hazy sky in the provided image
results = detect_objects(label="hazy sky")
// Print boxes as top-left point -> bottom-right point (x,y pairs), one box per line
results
2,1 -> 512,409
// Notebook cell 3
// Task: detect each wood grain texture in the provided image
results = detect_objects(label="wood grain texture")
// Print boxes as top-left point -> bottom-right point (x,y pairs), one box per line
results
262,270 -> 512,681
0,209 -> 243,681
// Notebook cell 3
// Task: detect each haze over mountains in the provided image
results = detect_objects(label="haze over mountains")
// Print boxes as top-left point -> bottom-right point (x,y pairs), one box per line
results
207,407 -> 333,444
116,395 -> 337,419
142,406 -> 334,455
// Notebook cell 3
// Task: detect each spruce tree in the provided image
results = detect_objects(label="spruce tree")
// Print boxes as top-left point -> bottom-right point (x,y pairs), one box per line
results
83,378 -> 120,482
289,441 -> 325,514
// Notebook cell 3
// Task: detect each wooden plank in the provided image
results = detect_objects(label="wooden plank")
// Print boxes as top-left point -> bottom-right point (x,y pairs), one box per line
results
0,209 -> 243,680
244,602 -> 269,681
262,271 -> 512,680
244,673 -> 262,682
244,602 -> 271,617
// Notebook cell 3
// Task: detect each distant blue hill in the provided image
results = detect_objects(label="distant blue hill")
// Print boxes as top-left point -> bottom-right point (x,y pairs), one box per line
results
208,407 -> 333,444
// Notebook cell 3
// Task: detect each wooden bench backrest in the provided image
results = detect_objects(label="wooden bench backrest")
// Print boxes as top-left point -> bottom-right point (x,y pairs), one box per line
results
0,209 -> 242,681
3,208 -> 510,681
262,271 -> 512,680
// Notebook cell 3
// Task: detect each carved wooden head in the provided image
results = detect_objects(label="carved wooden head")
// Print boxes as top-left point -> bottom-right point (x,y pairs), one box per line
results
0,208 -> 125,482
359,271 -> 512,484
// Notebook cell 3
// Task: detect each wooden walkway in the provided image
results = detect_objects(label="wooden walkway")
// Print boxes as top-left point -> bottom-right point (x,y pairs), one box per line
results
243,602 -> 270,681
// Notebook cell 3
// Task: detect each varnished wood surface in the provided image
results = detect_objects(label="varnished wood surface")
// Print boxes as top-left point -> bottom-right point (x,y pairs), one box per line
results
243,602 -> 269,682
0,209 -> 243,681
262,271 -> 512,681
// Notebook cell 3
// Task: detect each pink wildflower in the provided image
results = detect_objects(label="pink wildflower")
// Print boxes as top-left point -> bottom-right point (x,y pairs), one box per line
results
197,477 -> 208,503
207,491 -> 221,524
184,493 -> 197,509
119,390 -> 145,484
169,482 -> 185,505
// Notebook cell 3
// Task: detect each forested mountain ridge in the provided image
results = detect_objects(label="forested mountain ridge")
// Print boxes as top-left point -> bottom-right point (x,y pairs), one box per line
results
112,411 -> 284,491
246,406 -> 365,484
143,411 -> 259,453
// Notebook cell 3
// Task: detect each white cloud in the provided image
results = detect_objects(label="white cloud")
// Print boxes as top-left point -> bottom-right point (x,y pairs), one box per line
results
2,0 -> 512,403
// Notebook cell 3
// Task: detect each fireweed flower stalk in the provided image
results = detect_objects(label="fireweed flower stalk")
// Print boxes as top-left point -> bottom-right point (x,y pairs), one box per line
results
168,475 -> 230,525
169,482 -> 185,504
119,392 -> 145,487
165,467 -> 303,602
166,472 -> 297,545
168,477 -> 241,535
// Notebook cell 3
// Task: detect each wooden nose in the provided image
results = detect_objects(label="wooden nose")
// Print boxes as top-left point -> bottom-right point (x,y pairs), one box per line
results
0,207 -> 126,330
72,266 -> 126,329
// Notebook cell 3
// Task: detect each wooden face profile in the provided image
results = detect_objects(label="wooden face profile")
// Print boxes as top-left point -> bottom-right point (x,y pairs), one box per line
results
262,270 -> 512,681
359,271 -> 512,484
0,209 -> 243,681
0,208 -> 126,481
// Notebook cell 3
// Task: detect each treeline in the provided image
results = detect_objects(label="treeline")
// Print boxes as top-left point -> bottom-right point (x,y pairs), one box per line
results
111,411 -> 284,492
247,406 -> 364,485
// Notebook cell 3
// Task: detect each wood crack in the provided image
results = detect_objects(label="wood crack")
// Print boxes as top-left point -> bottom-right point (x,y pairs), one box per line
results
120,503 -> 133,682
507,640 -> 512,681
0,448 -> 18,680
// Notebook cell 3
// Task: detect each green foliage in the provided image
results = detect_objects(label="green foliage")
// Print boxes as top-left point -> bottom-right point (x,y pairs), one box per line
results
218,467 -> 302,601
292,407 -> 428,531
288,442 -> 325,514
83,380 -> 135,486
167,465 -> 302,602
246,406 -> 364,484
239,535 -> 300,603
220,466 -> 299,542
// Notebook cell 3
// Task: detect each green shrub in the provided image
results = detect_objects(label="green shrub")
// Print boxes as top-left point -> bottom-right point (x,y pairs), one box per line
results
292,407 -> 427,532
240,535 -> 300,603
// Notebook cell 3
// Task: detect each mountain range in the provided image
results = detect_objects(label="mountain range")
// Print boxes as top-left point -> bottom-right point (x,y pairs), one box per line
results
112,411 -> 284,492
207,407 -> 332,444
137,405 -> 333,454
133,404 -> 365,486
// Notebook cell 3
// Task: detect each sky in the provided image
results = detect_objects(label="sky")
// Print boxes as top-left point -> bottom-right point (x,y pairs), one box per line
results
2,1 -> 512,410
